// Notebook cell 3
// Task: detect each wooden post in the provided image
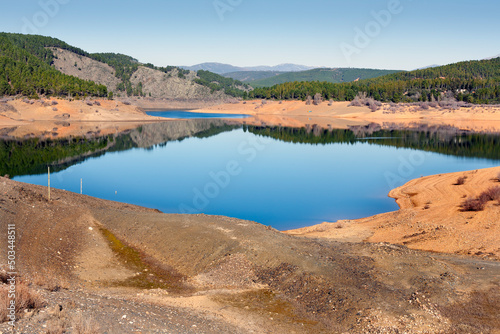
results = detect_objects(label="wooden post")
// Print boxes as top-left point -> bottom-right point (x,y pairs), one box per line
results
80,178 -> 83,194
48,167 -> 51,201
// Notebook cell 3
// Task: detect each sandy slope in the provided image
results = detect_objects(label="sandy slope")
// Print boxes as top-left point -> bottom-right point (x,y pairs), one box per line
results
286,166 -> 500,260
194,100 -> 500,132
0,98 -> 165,138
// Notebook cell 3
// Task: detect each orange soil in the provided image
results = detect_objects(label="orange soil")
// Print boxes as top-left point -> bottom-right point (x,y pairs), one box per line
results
286,167 -> 500,260
0,98 -> 165,138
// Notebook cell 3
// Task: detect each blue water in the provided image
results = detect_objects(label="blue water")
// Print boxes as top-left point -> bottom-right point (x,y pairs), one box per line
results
146,110 -> 249,119
14,129 -> 500,230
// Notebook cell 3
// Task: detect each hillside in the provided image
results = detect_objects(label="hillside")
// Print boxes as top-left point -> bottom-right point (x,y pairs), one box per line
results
249,57 -> 500,104
223,70 -> 287,82
1,176 -> 499,333
247,68 -> 402,87
0,33 -> 248,100
0,34 -> 108,98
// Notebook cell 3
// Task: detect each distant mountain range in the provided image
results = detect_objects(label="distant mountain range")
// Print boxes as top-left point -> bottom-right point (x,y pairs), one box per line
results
224,68 -> 402,87
180,62 -> 317,74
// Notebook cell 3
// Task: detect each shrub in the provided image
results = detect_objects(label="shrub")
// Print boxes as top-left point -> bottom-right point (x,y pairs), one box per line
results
305,95 -> 312,105
460,197 -> 486,212
313,93 -> 322,105
349,98 -> 362,107
349,92 -> 381,111
418,102 -> 430,110
455,176 -> 467,185
51,100 -> 58,106
479,186 -> 500,202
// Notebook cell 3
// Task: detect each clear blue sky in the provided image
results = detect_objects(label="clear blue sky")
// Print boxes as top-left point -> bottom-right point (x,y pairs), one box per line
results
1,0 -> 499,70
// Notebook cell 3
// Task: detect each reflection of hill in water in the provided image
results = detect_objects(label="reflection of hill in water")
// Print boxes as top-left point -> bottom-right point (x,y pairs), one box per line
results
1,119 -> 239,177
128,119 -> 237,148
2,121 -> 500,178
246,123 -> 500,160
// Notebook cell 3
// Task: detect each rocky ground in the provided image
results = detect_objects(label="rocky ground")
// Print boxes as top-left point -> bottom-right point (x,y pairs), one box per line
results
0,177 -> 499,333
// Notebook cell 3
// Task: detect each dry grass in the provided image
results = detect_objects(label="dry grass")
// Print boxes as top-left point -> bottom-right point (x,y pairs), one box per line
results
45,318 -> 67,334
30,272 -> 70,292
0,281 -> 46,322
72,313 -> 100,334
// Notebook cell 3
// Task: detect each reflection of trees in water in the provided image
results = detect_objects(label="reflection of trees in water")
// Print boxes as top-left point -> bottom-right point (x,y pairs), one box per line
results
0,119 -> 241,177
3,120 -> 499,178
246,123 -> 500,160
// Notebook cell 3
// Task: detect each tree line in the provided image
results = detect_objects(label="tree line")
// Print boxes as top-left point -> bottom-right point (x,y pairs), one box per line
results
248,58 -> 500,104
246,125 -> 500,159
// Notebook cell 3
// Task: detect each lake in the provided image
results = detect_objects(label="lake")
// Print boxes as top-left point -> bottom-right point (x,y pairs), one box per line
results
7,120 -> 500,230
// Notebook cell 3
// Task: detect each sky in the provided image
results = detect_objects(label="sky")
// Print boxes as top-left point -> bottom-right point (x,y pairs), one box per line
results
1,0 -> 499,70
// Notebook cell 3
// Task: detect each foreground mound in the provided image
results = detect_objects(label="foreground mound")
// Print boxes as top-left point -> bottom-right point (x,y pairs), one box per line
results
0,177 -> 499,333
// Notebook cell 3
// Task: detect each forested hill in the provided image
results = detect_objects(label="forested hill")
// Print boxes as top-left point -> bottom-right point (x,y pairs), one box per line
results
249,58 -> 500,104
0,33 -> 249,99
0,33 -> 108,98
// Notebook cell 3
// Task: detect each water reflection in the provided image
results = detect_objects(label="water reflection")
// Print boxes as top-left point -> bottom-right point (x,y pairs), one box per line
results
5,121 -> 500,229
